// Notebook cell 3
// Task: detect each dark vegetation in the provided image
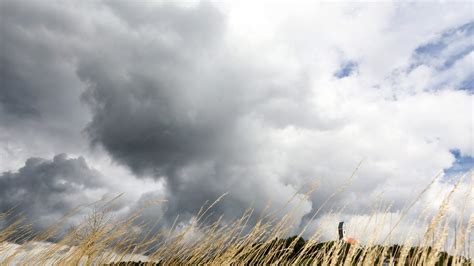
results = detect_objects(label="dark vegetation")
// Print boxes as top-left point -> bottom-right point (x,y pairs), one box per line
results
107,236 -> 472,265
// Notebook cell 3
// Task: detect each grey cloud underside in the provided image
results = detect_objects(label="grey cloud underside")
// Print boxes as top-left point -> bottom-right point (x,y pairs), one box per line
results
0,154 -> 106,233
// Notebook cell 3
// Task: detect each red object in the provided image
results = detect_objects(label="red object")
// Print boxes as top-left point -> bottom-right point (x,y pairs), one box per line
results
343,237 -> 358,245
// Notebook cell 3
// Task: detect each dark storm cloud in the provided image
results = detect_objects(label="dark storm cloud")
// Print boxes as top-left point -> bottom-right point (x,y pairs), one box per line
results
0,61 -> 39,118
75,1 -> 323,174
0,154 -> 106,231
0,0 -> 90,159
0,0 -> 82,119
73,1 -> 319,224
75,2 -> 229,177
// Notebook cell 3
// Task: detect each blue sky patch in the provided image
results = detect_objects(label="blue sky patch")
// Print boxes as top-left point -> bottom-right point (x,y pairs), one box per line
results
444,149 -> 474,176
335,61 -> 357,78
411,21 -> 474,71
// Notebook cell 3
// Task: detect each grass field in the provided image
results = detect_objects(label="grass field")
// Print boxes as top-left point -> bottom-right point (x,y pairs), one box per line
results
0,172 -> 472,265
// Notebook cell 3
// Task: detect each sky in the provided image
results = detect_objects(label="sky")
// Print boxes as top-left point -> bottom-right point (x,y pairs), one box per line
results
0,0 -> 473,245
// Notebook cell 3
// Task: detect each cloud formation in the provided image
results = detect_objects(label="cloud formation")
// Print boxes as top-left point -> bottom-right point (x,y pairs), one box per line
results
0,154 -> 107,231
0,0 -> 472,238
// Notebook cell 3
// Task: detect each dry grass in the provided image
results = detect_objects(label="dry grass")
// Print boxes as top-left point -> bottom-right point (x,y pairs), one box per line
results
0,172 -> 472,265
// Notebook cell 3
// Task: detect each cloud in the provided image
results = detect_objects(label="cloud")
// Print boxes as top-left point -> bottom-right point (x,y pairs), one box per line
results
0,0 -> 93,173
0,0 -> 472,240
74,0 -> 316,225
0,154 -> 109,232
0,151 -> 167,239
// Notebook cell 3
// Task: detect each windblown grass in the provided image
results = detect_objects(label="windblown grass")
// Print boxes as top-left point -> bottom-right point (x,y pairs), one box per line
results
0,172 -> 472,265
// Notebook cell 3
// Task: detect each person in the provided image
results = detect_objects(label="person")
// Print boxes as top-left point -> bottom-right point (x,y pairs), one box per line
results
338,221 -> 358,245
